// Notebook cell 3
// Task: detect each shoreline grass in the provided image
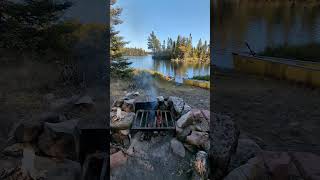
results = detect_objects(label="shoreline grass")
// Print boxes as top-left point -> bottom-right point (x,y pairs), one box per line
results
259,43 -> 320,62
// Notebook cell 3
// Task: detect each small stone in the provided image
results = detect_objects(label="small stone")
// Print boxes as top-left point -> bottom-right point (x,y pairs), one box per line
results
193,151 -> 208,179
120,130 -> 130,136
157,96 -> 164,102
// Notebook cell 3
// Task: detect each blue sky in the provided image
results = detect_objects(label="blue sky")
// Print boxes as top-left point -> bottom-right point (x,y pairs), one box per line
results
115,0 -> 210,51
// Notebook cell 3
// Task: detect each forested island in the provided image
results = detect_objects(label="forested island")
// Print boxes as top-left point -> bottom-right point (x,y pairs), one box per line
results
147,31 -> 210,64
123,47 -> 149,56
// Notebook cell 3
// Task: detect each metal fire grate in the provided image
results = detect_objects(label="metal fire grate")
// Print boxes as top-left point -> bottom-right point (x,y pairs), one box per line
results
132,109 -> 175,130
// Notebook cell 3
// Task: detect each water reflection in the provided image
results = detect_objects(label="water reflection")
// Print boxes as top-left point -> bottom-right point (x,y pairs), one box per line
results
212,0 -> 320,68
127,56 -> 210,83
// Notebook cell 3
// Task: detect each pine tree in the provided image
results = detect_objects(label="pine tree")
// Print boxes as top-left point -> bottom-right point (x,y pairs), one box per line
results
110,0 -> 132,78
147,31 -> 161,54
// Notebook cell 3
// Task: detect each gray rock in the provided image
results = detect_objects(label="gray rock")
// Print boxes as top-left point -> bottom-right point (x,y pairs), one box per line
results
8,120 -> 42,143
3,143 -> 23,157
38,119 -> 80,160
49,95 -> 79,111
209,113 -> 240,180
121,99 -> 135,112
74,95 -> 94,107
113,99 -> 124,107
111,112 -> 135,130
110,151 -> 128,170
186,131 -> 209,149
229,138 -> 262,171
224,156 -> 268,180
192,110 -> 210,132
156,96 -> 164,102
168,96 -> 185,115
176,111 -> 193,128
33,155 -> 81,180
176,126 -> 192,142
170,138 -> 186,157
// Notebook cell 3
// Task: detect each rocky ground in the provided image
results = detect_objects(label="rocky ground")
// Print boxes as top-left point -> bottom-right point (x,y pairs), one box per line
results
213,70 -> 320,154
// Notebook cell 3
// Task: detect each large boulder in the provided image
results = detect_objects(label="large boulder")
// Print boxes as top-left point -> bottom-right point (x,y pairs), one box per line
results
209,113 -> 240,180
290,152 -> 320,180
38,119 -> 80,160
224,156 -> 269,180
229,138 -> 262,171
33,155 -> 81,180
110,111 -> 135,130
170,138 -> 186,158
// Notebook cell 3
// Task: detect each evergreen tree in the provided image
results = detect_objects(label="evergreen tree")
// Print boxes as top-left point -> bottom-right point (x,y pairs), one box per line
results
1,0 -> 73,52
110,0 -> 132,78
147,31 -> 161,53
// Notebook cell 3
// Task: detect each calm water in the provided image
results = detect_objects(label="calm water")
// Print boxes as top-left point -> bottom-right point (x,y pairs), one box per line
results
212,0 -> 320,68
127,55 -> 210,83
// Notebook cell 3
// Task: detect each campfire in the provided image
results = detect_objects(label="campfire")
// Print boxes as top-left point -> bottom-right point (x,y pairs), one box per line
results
131,101 -> 175,131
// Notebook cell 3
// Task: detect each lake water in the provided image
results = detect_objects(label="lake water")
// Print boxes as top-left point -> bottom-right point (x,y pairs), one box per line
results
127,55 -> 210,83
212,0 -> 320,68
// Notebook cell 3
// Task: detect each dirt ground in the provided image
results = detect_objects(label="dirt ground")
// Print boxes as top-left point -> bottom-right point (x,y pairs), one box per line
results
213,70 -> 320,154
110,77 -> 210,110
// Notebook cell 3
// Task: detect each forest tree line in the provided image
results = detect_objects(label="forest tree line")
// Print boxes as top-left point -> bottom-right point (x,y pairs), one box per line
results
147,31 -> 210,64
122,47 -> 149,56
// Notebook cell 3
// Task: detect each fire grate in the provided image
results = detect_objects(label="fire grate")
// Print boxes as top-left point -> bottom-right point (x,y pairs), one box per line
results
132,109 -> 175,130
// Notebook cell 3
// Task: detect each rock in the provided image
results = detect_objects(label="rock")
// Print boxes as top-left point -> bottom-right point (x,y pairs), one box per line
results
209,113 -> 240,180
157,96 -> 164,102
110,151 -> 128,170
182,103 -> 192,115
113,99 -> 124,107
193,151 -> 208,179
0,157 -> 21,179
8,120 -> 42,143
168,96 -> 185,115
33,155 -> 81,180
36,112 -> 67,123
290,152 -> 320,180
38,119 -> 80,160
170,138 -> 185,157
120,130 -> 130,136
224,156 -> 269,180
176,126 -> 192,142
81,152 -> 106,180
125,92 -> 139,99
229,138 -> 262,171
74,95 -> 94,107
186,131 -> 209,149
111,131 -> 130,147
184,143 -> 197,153
49,95 -> 79,111
121,99 -> 135,112
3,143 -> 23,157
262,151 -> 292,179
176,111 -> 193,128
110,112 -> 135,130
192,110 -> 210,132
